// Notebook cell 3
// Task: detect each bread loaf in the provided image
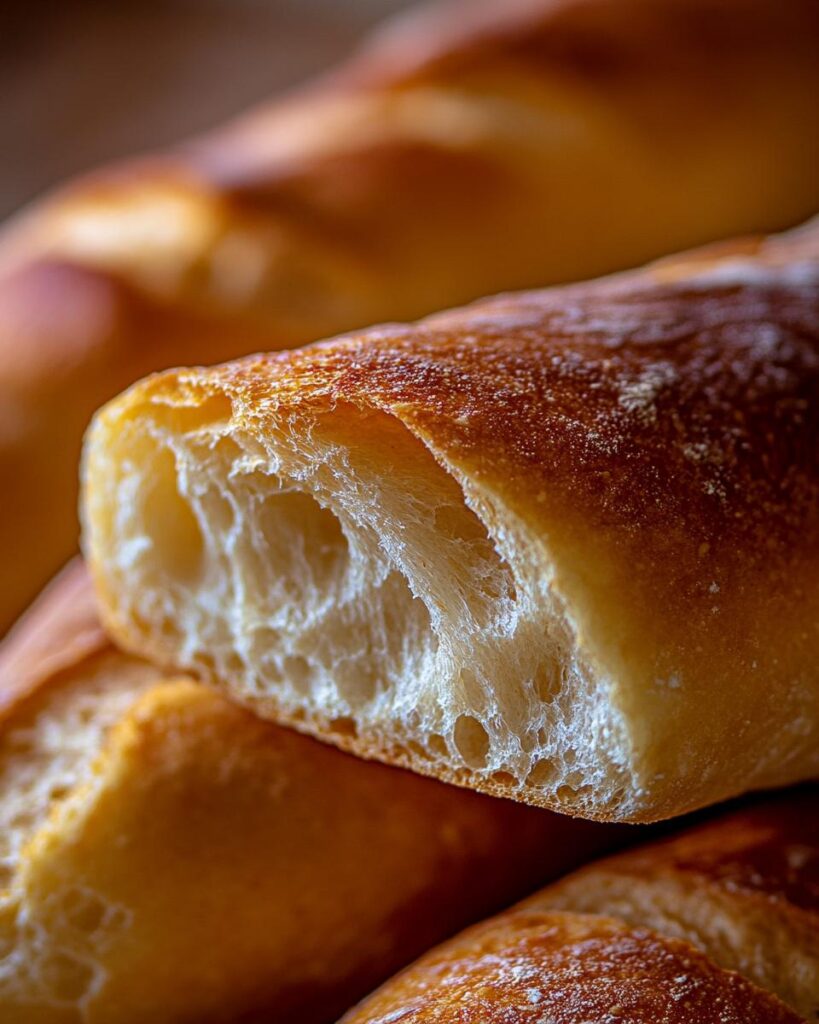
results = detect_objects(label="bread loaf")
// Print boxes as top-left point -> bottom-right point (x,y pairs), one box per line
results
542,788 -> 819,1019
341,910 -> 803,1024
4,0 -> 819,632
83,219 -> 819,823
0,561 -> 618,1023
342,789 -> 819,1022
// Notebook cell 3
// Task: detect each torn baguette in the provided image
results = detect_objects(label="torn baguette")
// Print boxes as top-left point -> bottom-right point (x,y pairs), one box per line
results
83,219 -> 819,824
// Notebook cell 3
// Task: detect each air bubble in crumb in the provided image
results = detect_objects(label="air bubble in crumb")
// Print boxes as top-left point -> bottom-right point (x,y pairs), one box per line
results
427,734 -> 449,758
525,759 -> 557,788
61,890 -> 108,935
452,715 -> 490,769
407,739 -> 431,761
329,716 -> 358,738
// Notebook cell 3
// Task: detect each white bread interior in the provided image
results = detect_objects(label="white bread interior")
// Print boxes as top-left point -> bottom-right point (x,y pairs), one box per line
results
0,654 -> 154,1013
85,391 -> 631,819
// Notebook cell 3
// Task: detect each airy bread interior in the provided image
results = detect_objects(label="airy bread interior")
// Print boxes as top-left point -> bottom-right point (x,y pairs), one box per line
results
0,654 -> 153,1011
86,392 -> 633,819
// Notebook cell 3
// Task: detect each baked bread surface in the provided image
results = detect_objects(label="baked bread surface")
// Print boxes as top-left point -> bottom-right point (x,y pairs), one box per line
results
0,561 -> 617,1023
4,0 -> 819,631
340,909 -> 803,1024
541,788 -> 819,1019
84,220 -> 819,823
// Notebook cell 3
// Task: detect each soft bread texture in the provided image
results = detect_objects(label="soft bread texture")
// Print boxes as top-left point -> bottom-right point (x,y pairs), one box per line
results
541,788 -> 819,1019
0,561 -> 620,1024
341,910 -> 802,1024
342,789 -> 819,1023
4,0 -> 819,632
84,219 -> 819,824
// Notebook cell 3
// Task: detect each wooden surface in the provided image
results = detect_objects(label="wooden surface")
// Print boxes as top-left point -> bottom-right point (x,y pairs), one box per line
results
0,0 -> 414,221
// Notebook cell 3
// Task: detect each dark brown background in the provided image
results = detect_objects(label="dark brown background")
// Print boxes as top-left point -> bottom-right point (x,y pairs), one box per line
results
0,0 -> 414,221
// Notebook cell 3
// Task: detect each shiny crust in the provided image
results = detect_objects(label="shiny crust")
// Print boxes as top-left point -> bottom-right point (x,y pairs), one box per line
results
341,909 -> 802,1023
4,0 -> 819,631
0,562 -> 620,1023
85,220 -> 819,822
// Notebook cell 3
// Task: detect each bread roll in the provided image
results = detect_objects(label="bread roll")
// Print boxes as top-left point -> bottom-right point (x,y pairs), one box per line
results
0,561 -> 618,1024
342,789 -> 819,1022
83,219 -> 819,824
341,912 -> 802,1024
542,788 -> 819,1019
4,0 -> 819,632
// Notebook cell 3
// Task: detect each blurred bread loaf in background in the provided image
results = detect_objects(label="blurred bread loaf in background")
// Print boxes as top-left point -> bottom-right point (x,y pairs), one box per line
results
0,560 -> 621,1023
3,0 -> 819,633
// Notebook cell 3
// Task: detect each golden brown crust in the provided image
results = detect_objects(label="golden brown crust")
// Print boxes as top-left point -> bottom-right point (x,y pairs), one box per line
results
155,220 -> 819,590
215,221 -> 819,556
4,0 -> 819,632
341,909 -> 803,1023
197,0 -> 819,289
343,789 -> 819,1022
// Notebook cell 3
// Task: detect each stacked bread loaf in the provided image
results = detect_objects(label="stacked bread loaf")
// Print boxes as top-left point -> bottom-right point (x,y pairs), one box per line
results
80,209 -> 819,1022
2,0 -> 818,1020
84,218 -> 819,826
